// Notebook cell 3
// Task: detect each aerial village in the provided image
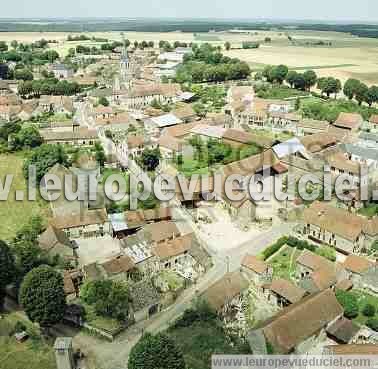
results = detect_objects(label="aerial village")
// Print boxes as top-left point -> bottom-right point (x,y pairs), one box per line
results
1,34 -> 378,369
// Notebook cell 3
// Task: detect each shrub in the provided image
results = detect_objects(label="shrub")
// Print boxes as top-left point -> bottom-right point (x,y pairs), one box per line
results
335,289 -> 359,319
362,303 -> 376,317
366,318 -> 378,332
262,237 -> 288,260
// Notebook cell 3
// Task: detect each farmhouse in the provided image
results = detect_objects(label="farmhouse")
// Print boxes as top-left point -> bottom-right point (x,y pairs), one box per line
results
40,127 -> 98,146
262,278 -> 307,307
333,112 -> 363,133
248,289 -> 343,354
241,254 -> 273,286
51,209 -> 110,239
38,225 -> 77,262
201,272 -> 249,315
303,202 -> 363,254
342,254 -> 374,284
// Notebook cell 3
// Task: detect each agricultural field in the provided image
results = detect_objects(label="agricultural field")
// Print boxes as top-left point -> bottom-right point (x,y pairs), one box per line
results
0,153 -> 49,242
224,37 -> 378,85
1,28 -> 378,83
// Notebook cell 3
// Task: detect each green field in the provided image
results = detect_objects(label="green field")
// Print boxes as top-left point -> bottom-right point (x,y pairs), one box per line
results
0,312 -> 56,369
353,290 -> 378,326
194,34 -> 221,42
0,153 -> 49,241
268,246 -> 301,281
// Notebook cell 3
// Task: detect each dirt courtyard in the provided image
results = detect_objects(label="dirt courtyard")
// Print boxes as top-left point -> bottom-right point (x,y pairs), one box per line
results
193,205 -> 267,253
75,236 -> 122,266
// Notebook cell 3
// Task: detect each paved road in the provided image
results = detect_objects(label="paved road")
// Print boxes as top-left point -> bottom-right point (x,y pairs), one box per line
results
71,212 -> 293,369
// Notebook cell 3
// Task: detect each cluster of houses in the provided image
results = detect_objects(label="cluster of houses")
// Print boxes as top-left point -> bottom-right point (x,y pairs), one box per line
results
2,40 -> 378,357
198,243 -> 378,354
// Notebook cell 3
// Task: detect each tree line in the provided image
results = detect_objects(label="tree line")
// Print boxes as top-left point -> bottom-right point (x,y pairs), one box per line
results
260,64 -> 378,106
175,43 -> 251,83
18,78 -> 82,97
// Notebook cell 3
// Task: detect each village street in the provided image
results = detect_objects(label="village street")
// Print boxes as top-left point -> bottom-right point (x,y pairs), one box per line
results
69,210 -> 293,369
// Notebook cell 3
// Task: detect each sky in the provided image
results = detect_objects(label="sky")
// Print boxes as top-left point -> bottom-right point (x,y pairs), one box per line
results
2,0 -> 378,22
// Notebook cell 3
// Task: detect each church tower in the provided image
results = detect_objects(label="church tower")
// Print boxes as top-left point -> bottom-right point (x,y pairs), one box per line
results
120,34 -> 133,90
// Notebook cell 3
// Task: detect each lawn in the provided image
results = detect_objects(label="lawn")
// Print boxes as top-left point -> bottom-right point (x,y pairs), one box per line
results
352,290 -> 378,326
0,153 -> 49,242
0,312 -> 56,369
255,85 -> 309,100
268,245 -> 302,281
246,127 -> 294,142
82,302 -> 124,334
175,158 -> 211,177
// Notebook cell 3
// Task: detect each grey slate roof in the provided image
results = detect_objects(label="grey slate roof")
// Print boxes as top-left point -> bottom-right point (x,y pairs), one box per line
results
359,132 -> 378,142
341,143 -> 378,161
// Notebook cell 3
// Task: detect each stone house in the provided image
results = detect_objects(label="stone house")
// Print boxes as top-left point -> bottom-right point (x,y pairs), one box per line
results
221,128 -> 273,149
38,225 -> 77,263
333,112 -> 363,133
342,254 -> 375,286
158,135 -> 186,162
248,289 -> 344,354
63,269 -> 84,302
37,95 -> 74,115
241,254 -> 273,286
113,83 -> 182,109
358,132 -> 378,149
171,104 -> 197,123
341,144 -> 378,170
152,233 -> 194,271
296,249 -> 346,293
99,255 -> 136,281
219,149 -> 288,224
50,63 -> 74,79
39,127 -> 98,146
51,209 -> 111,239
262,278 -> 307,307
296,119 -> 330,136
302,201 -> 367,254
200,272 -> 249,316
269,112 -> 301,133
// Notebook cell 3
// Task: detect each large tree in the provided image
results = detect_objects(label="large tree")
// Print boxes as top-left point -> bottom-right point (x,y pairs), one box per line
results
285,70 -> 298,88
318,77 -> 341,98
19,265 -> 66,332
0,241 -> 16,309
23,144 -> 68,181
355,82 -> 369,105
303,70 -> 317,91
343,78 -> 361,100
140,148 -> 161,172
80,279 -> 130,321
129,332 -> 186,369
272,64 -> 289,84
365,85 -> 378,107
335,289 -> 359,319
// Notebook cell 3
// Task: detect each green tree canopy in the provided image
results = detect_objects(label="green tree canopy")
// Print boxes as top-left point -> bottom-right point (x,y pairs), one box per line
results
303,70 -> 317,90
81,279 -> 130,321
129,332 -> 186,369
141,147 -> 161,172
19,265 -> 66,329
0,240 -> 16,308
343,78 -> 361,100
335,289 -> 359,319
